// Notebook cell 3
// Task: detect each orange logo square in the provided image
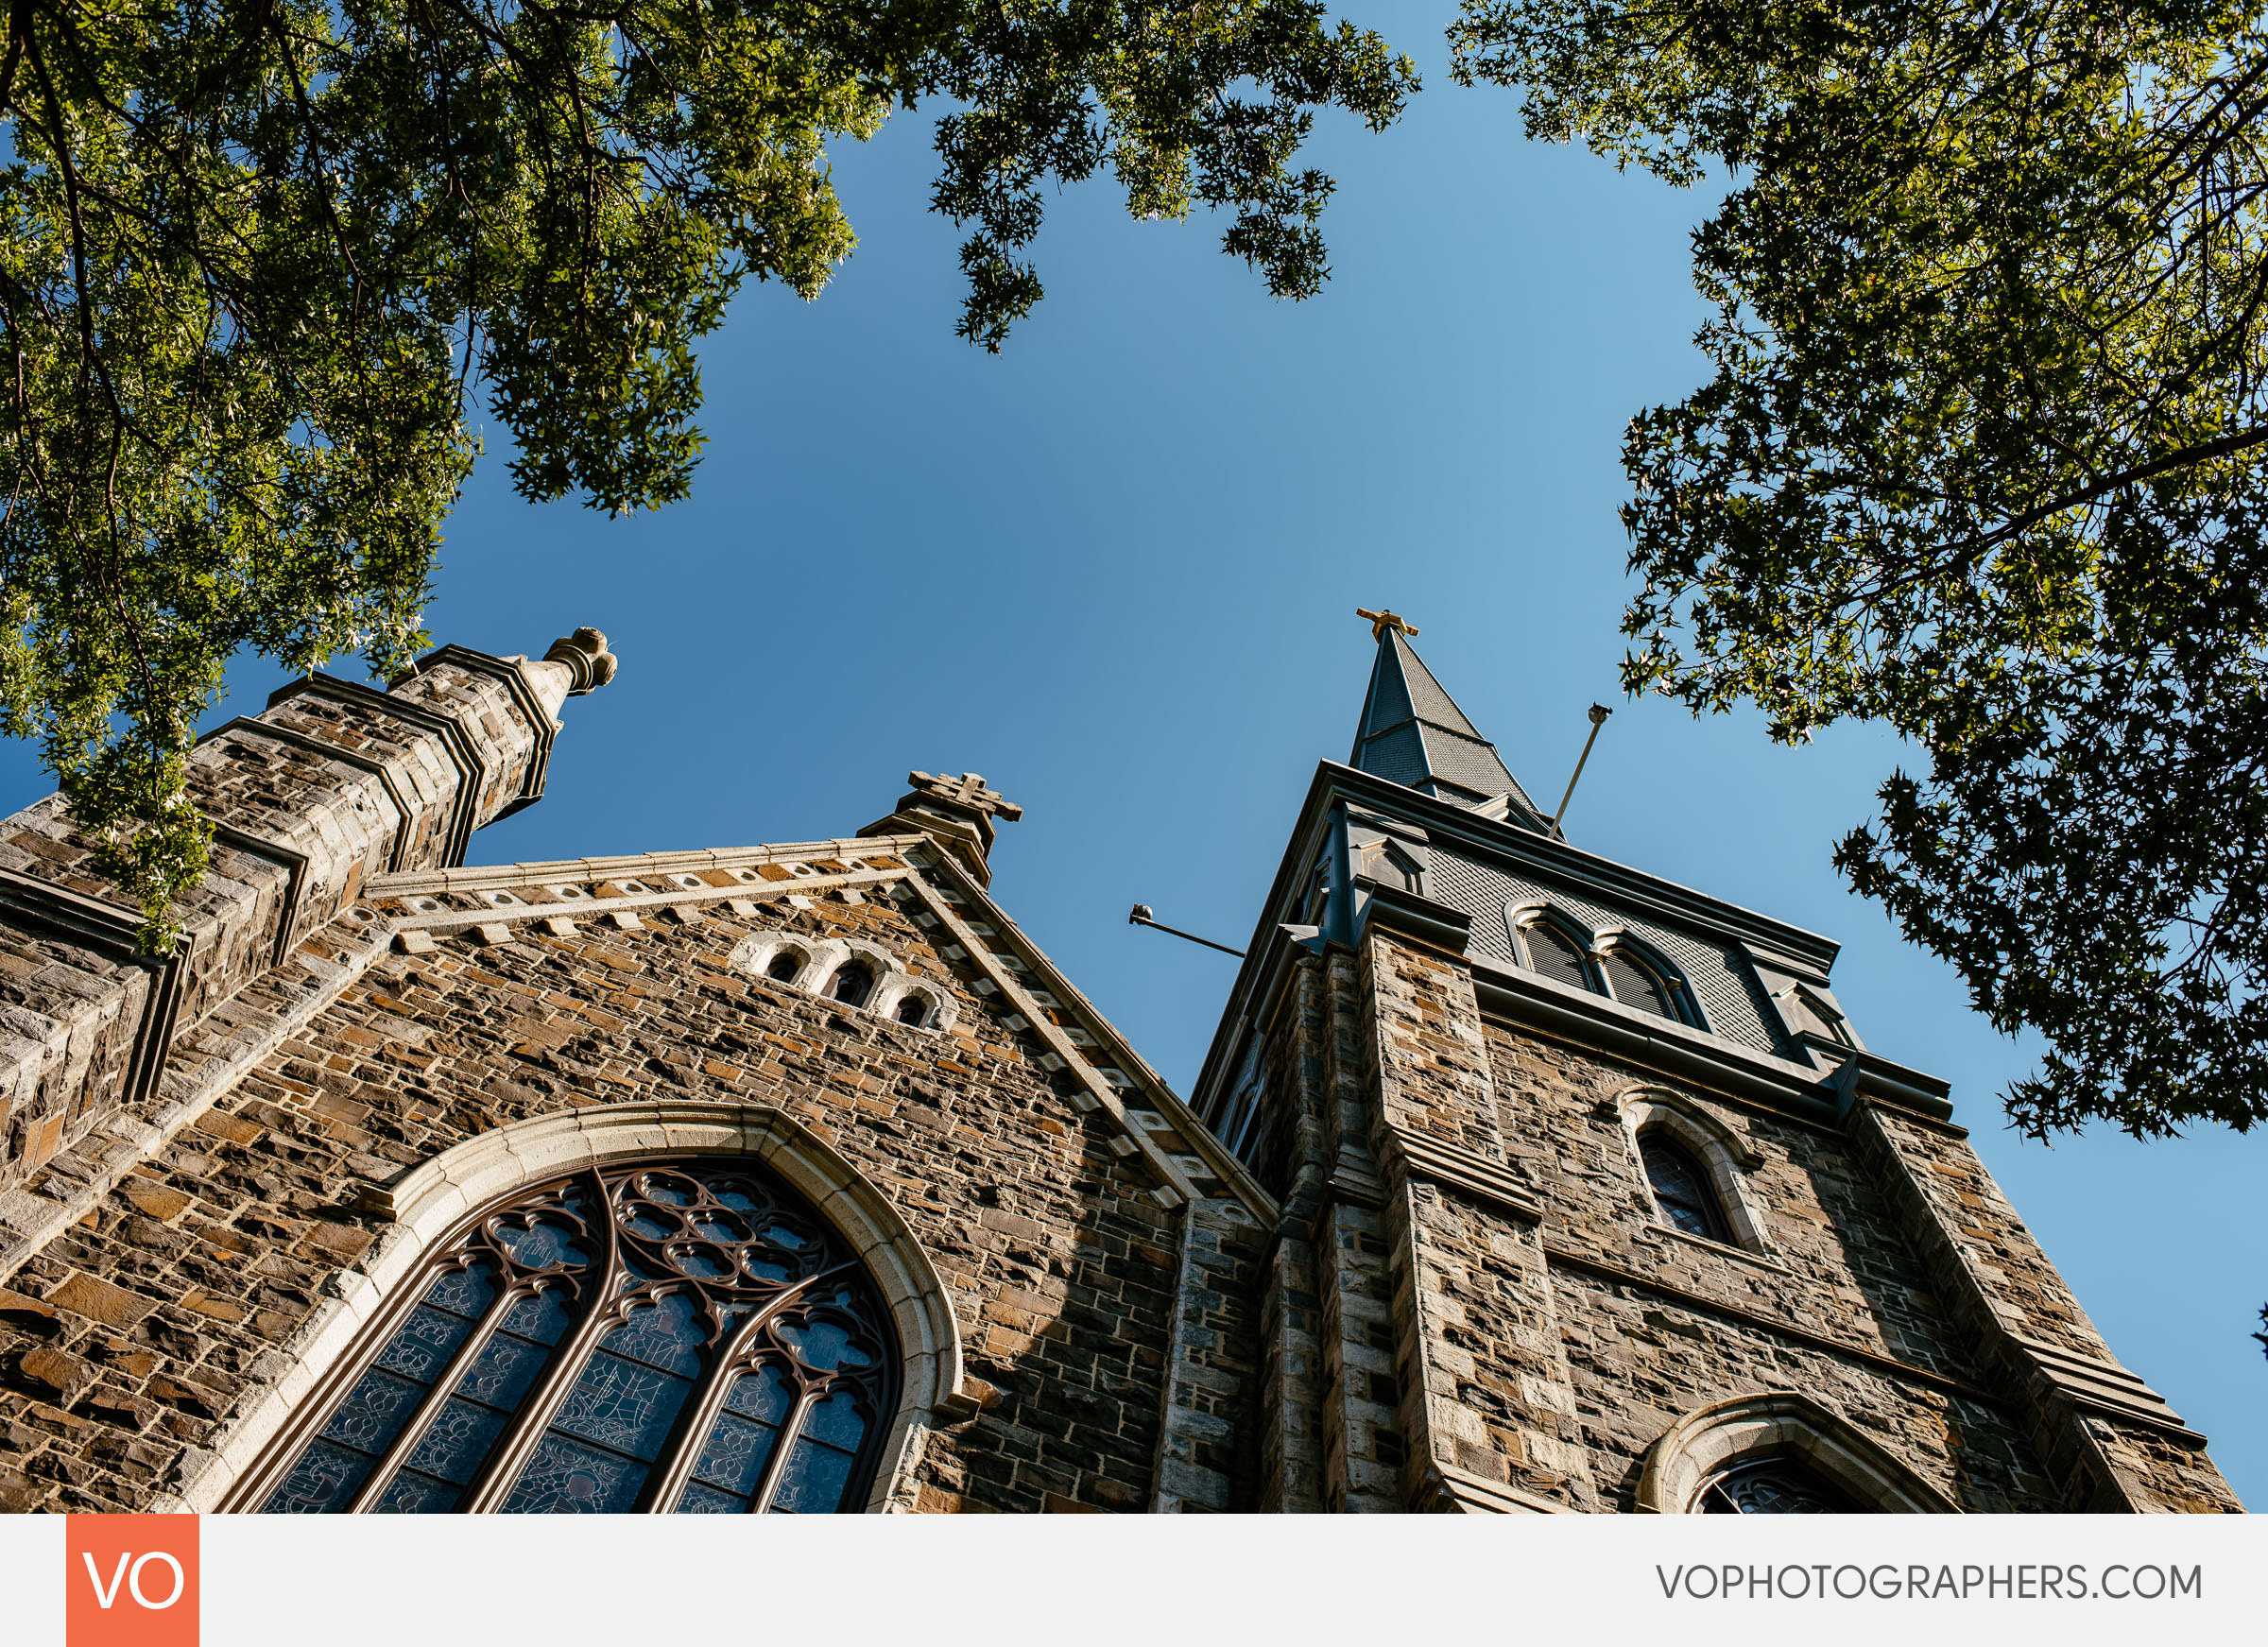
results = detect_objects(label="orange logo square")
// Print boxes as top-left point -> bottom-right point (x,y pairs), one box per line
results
65,1515 -> 198,1647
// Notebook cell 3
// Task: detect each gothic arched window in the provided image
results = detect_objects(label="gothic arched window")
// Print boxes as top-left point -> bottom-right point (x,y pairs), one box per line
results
1601,948 -> 1683,1022
827,962 -> 874,1007
766,949 -> 806,984
1696,1455 -> 1857,1514
1520,918 -> 1599,994
893,994 -> 930,1027
252,1157 -> 900,1515
1639,1132 -> 1732,1244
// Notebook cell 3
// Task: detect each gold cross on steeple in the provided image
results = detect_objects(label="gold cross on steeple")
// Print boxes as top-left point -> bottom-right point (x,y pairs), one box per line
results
1356,607 -> 1419,642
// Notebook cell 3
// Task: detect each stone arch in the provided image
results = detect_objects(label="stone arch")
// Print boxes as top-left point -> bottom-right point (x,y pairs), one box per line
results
870,974 -> 957,1034
1635,1391 -> 1961,1514
731,929 -> 817,987
1615,1085 -> 1771,1253
186,1101 -> 972,1515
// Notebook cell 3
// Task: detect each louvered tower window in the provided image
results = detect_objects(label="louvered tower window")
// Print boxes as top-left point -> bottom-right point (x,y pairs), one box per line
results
250,1157 -> 899,1515
1522,921 -> 1597,993
1601,949 -> 1680,1021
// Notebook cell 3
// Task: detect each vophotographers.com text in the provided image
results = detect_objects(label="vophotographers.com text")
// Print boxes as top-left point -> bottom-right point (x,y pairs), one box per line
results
1656,1564 -> 2204,1602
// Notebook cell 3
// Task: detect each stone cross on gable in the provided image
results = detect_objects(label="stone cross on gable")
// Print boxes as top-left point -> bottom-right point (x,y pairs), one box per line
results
908,771 -> 1023,823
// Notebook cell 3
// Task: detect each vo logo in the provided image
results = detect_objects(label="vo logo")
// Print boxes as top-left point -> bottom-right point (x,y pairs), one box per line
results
65,1516 -> 198,1646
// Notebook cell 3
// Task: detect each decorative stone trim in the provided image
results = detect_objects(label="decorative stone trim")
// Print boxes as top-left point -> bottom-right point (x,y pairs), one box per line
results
897,866 -> 1278,1223
1540,1238 -> 2000,1404
1414,1459 -> 1572,1514
369,835 -> 922,902
726,931 -> 961,1035
267,674 -> 490,868
1635,1391 -> 1962,1514
2011,1333 -> 2208,1446
186,1102 -> 973,1516
1380,1123 -> 1541,1224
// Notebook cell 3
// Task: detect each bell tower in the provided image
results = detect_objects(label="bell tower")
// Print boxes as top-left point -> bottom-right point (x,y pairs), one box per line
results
1182,613 -> 2242,1513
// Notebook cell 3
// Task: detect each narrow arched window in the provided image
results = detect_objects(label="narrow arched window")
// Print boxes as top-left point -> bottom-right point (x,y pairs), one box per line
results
766,950 -> 805,984
893,994 -> 929,1027
827,963 -> 874,1007
1696,1456 -> 1856,1514
1601,948 -> 1680,1021
249,1157 -> 899,1515
1639,1133 -> 1731,1244
1521,920 -> 1598,994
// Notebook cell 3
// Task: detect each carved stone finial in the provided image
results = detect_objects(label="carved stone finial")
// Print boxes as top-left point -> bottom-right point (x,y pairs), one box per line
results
859,771 -> 1023,888
906,771 -> 1023,823
543,627 -> 619,695
1356,607 -> 1418,642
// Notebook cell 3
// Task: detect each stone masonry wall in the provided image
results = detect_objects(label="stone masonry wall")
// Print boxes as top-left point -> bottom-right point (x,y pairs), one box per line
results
0,865 -> 1181,1514
0,653 -> 560,1201
1320,923 -> 2091,1512
1851,1102 -> 2242,1513
1480,1009 -> 2063,1510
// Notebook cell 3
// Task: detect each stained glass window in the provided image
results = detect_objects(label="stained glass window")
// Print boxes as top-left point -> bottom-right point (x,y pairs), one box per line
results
1696,1457 -> 1856,1513
1641,1134 -> 1732,1244
253,1157 -> 899,1515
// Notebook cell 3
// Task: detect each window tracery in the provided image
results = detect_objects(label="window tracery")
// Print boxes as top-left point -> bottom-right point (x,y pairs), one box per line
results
256,1156 -> 898,1515
1696,1456 -> 1857,1514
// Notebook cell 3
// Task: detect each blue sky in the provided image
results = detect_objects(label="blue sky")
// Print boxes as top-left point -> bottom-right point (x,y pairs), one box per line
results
6,0 -> 2260,1505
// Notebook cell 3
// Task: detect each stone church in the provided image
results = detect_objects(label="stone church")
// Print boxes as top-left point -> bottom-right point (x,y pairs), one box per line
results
0,615 -> 2242,1514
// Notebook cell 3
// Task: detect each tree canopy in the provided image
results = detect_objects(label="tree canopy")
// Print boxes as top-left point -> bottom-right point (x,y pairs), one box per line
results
0,0 -> 1412,943
1454,0 -> 2268,1139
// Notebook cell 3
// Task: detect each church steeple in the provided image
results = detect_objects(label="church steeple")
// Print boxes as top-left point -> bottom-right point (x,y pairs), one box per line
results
1349,609 -> 1546,826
